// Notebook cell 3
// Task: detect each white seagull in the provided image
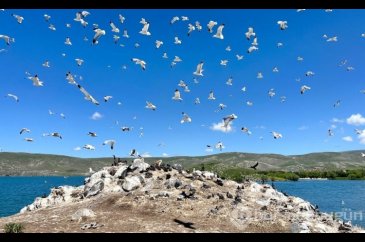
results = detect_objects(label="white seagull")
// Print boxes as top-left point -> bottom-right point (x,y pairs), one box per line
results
104,96 -> 113,102
66,71 -> 77,85
247,45 -> 259,53
236,54 -> 244,60
0,35 -> 15,45
271,131 -> 283,139
44,14 -> 51,22
139,22 -> 151,36
83,144 -> 95,150
220,60 -> 228,66
110,21 -> 120,33
64,37 -> 72,45
28,74 -> 43,87
170,16 -> 179,24
93,28 -> 106,45
119,14 -> 125,23
24,138 -> 34,142
194,97 -> 200,104
193,61 -> 204,76
222,114 -> 238,130
187,24 -> 195,36
245,27 -> 256,40
300,85 -> 311,94
215,141 -> 225,151
131,58 -> 146,70
213,24 -> 224,39
75,58 -> 84,66
43,132 -> 62,139
42,60 -> 50,68
207,20 -> 217,33
77,84 -> 99,105
181,112 -> 192,123
172,89 -> 182,101
252,37 -> 258,46
208,91 -> 216,100
155,40 -> 163,48
103,140 -> 115,150
277,20 -> 288,30
122,29 -> 129,38
174,36 -> 182,45
6,93 -> 19,102
88,132 -> 97,137
20,128 -> 30,135
173,56 -> 182,62
12,14 -> 24,24
241,127 -> 252,135
146,101 -> 157,110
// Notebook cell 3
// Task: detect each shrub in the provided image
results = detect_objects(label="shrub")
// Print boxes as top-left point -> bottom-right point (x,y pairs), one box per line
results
3,223 -> 24,233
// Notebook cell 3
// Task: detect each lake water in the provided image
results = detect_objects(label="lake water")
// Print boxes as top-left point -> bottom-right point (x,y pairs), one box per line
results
0,177 -> 364,229
274,180 -> 365,229
0,176 -> 85,217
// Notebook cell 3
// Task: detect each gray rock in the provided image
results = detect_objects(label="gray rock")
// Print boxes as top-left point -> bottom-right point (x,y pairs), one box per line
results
71,208 -> 95,221
122,176 -> 142,191
114,165 -> 128,178
84,180 -> 104,198
130,158 -> 150,172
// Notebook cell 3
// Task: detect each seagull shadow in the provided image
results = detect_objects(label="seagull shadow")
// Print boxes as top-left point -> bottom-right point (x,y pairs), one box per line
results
173,219 -> 196,230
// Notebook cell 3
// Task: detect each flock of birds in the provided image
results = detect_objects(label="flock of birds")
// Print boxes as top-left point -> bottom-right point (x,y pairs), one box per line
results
0,9 -> 365,160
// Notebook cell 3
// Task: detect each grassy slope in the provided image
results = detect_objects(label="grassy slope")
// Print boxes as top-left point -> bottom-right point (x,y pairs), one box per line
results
0,150 -> 364,176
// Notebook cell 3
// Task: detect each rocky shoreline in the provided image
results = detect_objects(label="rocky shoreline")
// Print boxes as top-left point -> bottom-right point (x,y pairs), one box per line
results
0,158 -> 363,233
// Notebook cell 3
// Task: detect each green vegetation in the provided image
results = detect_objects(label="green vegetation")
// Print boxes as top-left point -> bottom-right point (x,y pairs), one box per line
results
1,150 -> 365,177
190,163 -> 365,182
3,223 -> 24,233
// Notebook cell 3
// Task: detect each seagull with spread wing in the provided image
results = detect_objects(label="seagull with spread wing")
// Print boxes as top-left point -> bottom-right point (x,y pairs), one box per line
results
77,84 -> 99,105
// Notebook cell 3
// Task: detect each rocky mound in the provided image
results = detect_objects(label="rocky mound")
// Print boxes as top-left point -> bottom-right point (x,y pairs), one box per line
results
0,158 -> 363,233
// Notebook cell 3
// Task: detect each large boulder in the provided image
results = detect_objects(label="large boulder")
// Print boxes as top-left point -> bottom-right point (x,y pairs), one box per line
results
122,176 -> 143,192
130,158 -> 150,172
84,180 -> 104,197
71,208 -> 96,222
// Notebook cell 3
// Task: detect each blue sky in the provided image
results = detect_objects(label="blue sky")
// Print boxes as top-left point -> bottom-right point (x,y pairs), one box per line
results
1,9 -> 365,158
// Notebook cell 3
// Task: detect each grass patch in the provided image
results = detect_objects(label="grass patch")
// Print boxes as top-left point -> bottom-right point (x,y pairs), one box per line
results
3,222 -> 24,233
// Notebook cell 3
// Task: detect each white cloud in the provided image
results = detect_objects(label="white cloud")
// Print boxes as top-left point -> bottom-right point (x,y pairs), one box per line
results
91,112 -> 103,120
141,152 -> 152,158
330,124 -> 337,129
342,136 -> 353,142
210,121 -> 233,133
205,148 -> 213,152
358,132 -> 365,144
347,113 -> 365,126
254,125 -> 266,129
73,146 -> 81,151
331,118 -> 344,123
298,125 -> 309,131
162,153 -> 169,157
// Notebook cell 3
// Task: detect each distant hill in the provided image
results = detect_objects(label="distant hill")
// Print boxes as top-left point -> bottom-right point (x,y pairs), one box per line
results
0,150 -> 365,176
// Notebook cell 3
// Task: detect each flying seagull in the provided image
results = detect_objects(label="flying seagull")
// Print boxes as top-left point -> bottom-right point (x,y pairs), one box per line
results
170,16 -> 179,24
75,58 -> 84,66
24,138 -> 34,142
223,114 -> 238,130
271,131 -> 283,139
28,74 -> 43,87
103,140 -> 115,150
93,28 -> 106,45
215,141 -> 225,151
277,20 -> 288,30
20,128 -> 30,135
130,148 -> 137,156
110,21 -> 120,33
187,24 -> 195,36
0,35 -> 15,45
300,85 -> 311,94
207,20 -> 217,33
77,84 -> 99,105
43,132 -> 62,139
83,144 -> 95,150
131,58 -> 146,70
172,89 -> 182,101
181,112 -> 192,123
12,14 -> 24,24
250,161 -> 259,170
66,71 -> 77,85
65,37 -> 72,45
208,91 -> 216,100
245,27 -> 256,40
146,101 -> 157,110
193,61 -> 204,76
213,24 -> 224,39
241,127 -> 252,135
104,96 -> 113,102
88,132 -> 97,137
139,22 -> 151,36
6,93 -> 19,102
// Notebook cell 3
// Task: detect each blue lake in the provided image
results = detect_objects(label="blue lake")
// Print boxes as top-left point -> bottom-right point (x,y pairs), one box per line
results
0,176 -> 85,217
274,180 -> 365,228
0,177 -> 364,229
